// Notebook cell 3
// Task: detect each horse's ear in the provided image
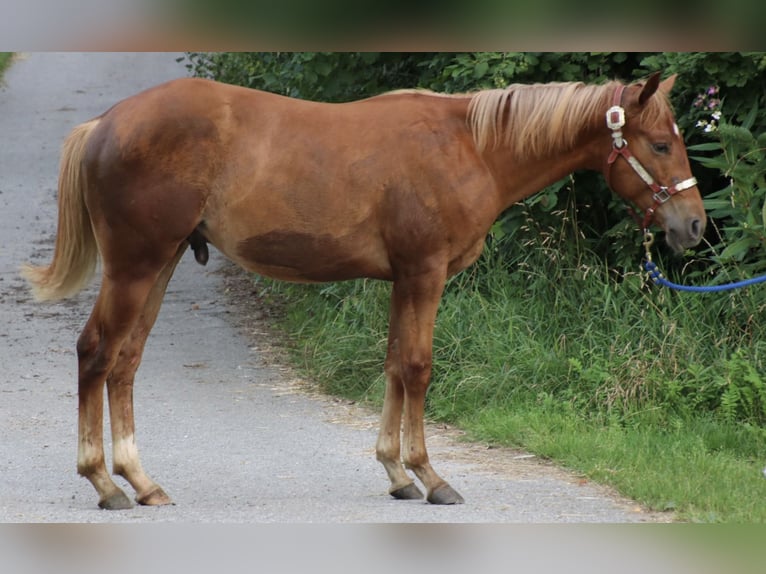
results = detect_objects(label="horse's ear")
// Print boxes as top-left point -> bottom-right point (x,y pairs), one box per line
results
659,73 -> 678,94
638,72 -> 662,106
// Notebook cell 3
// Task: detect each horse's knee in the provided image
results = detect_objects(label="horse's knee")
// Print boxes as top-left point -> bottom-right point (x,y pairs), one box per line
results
405,358 -> 431,376
402,356 -> 432,389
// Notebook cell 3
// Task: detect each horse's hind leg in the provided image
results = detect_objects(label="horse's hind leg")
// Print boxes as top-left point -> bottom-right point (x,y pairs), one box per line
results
76,246 -> 183,509
77,280 -> 155,509
105,244 -> 186,506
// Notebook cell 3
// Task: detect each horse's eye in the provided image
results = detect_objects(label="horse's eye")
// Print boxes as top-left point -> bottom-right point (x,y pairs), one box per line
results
652,142 -> 670,154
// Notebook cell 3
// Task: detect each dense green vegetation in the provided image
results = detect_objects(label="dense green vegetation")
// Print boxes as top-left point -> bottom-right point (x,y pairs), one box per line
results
186,53 -> 766,521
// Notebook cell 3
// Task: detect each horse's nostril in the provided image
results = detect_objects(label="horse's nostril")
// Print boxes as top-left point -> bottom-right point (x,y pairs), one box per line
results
690,218 -> 702,240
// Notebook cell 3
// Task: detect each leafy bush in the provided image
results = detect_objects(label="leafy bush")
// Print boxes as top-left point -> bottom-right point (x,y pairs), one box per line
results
690,110 -> 766,276
638,52 -> 766,138
183,52 -> 431,102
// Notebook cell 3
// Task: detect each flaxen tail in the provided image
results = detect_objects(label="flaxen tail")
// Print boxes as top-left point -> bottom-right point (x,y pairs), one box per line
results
21,119 -> 100,301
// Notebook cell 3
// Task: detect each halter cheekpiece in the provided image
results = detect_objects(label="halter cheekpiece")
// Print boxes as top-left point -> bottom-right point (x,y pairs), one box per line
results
604,84 -> 697,230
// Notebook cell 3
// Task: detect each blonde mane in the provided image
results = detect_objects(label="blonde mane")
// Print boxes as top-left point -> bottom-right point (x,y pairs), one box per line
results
467,80 -> 672,159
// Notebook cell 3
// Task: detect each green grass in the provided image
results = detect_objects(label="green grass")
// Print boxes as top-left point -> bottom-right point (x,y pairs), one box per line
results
0,53 -> 13,78
250,231 -> 766,522
466,406 -> 766,522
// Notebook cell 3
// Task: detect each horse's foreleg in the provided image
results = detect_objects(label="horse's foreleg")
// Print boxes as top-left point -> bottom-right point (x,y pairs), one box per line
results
106,245 -> 185,507
389,270 -> 464,505
376,296 -> 424,499
402,377 -> 464,505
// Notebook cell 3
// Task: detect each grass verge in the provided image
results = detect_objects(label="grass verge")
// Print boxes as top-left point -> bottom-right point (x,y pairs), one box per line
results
466,406 -> 766,522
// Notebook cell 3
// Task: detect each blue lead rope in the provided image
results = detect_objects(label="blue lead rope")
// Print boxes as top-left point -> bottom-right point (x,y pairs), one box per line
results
642,230 -> 766,292
644,260 -> 766,292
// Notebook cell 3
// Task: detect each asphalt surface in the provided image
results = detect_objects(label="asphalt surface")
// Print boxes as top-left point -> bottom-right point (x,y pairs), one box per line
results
0,52 -> 669,523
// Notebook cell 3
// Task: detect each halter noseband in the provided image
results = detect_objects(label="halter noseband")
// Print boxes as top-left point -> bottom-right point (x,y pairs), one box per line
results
604,84 -> 698,230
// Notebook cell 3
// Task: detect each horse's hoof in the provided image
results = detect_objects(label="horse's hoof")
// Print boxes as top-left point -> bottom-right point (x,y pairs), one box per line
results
136,486 -> 173,506
427,484 -> 464,505
390,482 -> 425,500
98,490 -> 134,510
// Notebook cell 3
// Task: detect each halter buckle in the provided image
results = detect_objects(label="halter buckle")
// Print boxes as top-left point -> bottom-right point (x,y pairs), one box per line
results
652,187 -> 672,204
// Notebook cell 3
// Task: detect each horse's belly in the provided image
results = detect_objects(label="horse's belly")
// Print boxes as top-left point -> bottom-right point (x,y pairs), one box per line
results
234,229 -> 392,283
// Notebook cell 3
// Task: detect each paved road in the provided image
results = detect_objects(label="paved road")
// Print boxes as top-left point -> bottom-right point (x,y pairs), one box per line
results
0,52 -> 667,523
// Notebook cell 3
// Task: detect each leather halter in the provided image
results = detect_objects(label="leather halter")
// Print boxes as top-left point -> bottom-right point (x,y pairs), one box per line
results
604,84 -> 698,230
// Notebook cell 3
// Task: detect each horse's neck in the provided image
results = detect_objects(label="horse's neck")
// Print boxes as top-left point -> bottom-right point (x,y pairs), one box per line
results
482,124 -> 605,211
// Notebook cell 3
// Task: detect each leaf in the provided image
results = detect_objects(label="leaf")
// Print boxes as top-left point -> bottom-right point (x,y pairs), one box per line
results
490,221 -> 506,241
474,61 -> 489,80
718,237 -> 756,261
687,142 -> 723,152
742,98 -> 759,131
690,155 -> 730,170
703,199 -> 733,211
313,60 -> 332,77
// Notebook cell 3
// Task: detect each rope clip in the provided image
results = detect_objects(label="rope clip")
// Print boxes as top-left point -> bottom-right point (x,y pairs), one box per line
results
642,230 -> 654,262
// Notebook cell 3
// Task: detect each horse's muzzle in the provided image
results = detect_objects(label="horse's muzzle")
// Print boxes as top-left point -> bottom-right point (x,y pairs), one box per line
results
665,215 -> 706,253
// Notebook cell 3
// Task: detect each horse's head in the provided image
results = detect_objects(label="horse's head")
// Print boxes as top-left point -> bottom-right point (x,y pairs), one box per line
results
603,73 -> 706,253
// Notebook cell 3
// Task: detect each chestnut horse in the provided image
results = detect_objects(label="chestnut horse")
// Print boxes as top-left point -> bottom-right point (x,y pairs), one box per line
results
23,72 -> 705,509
